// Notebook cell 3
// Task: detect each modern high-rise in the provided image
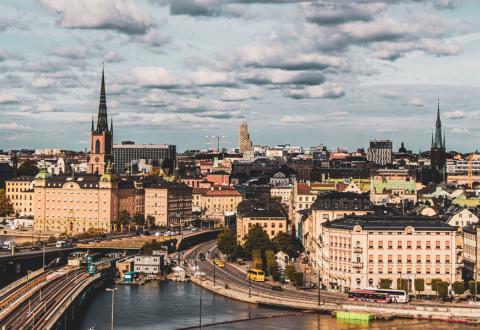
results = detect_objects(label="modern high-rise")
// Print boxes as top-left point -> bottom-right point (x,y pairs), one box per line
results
239,122 -> 253,154
88,67 -> 113,175
367,140 -> 392,165
113,142 -> 176,174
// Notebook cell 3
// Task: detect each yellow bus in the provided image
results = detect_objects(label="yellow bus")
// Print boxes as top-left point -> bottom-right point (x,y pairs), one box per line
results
213,258 -> 225,268
247,269 -> 265,282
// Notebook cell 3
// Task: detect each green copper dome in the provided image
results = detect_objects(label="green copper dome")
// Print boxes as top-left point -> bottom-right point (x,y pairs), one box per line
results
35,161 -> 53,180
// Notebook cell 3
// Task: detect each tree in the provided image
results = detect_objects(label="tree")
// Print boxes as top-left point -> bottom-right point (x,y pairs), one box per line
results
252,249 -> 263,269
396,278 -> 408,291
0,190 -> 14,217
118,210 -> 131,232
452,281 -> 466,298
436,281 -> 449,300
468,281 -> 480,297
265,249 -> 278,278
379,279 -> 392,289
285,265 -> 296,281
18,160 -> 39,176
133,213 -> 145,229
272,232 -> 302,258
217,230 -> 237,261
414,278 -> 425,296
243,224 -> 271,258
431,278 -> 442,296
291,272 -> 304,287
146,215 -> 156,229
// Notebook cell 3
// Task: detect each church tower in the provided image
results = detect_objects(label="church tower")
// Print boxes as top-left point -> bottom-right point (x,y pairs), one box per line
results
430,98 -> 446,182
89,67 -> 113,175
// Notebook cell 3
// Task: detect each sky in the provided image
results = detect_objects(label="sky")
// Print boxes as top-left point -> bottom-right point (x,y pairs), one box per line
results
1,0 -> 480,153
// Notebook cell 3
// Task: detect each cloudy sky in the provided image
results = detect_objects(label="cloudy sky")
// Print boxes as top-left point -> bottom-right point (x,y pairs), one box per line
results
1,0 -> 480,152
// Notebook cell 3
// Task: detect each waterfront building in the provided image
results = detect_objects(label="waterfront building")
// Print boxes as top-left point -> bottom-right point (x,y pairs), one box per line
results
367,140 -> 392,165
236,200 -> 287,243
5,176 -> 34,217
463,223 -> 480,282
134,254 -> 165,275
113,141 -> 176,174
88,68 -> 113,176
319,215 -> 457,293
304,192 -> 373,272
33,162 -> 128,234
239,122 -> 253,154
144,181 -> 192,227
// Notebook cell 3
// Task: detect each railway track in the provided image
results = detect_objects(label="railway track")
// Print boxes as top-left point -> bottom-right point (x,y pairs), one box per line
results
0,268 -> 87,330
0,270 -> 54,314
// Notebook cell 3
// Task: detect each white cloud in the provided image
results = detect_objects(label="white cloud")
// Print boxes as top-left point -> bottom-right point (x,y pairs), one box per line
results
445,110 -> 466,119
219,88 -> 258,102
41,0 -> 154,35
409,97 -> 424,107
450,127 -> 470,133
0,123 -> 32,132
0,93 -> 18,104
32,78 -> 57,88
285,83 -> 345,99
128,66 -> 179,88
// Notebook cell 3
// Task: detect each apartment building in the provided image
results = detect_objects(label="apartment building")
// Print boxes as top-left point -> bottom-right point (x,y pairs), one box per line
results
5,176 -> 34,217
319,215 -> 457,293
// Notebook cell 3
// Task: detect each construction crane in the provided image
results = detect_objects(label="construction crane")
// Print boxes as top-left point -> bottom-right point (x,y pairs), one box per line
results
204,135 -> 231,153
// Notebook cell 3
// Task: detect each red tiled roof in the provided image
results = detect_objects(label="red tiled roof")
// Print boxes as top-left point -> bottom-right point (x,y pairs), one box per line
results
205,189 -> 242,197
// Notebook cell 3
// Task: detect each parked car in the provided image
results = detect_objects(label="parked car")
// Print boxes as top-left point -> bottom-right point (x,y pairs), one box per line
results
271,286 -> 283,292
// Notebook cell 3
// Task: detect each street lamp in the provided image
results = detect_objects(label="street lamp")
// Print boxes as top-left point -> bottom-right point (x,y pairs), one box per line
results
317,274 -> 321,306
106,287 -> 118,330
213,260 -> 216,286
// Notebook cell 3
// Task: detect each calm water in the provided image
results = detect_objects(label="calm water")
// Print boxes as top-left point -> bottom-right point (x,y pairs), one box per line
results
76,282 -> 479,330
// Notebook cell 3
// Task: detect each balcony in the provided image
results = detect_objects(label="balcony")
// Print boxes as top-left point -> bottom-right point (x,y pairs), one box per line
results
352,262 -> 363,269
353,247 -> 362,253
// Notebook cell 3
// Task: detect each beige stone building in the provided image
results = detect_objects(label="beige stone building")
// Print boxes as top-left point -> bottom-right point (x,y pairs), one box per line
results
463,223 -> 480,282
144,181 -> 192,227
33,163 -> 123,234
319,215 -> 457,293
191,187 -> 243,222
304,192 -> 373,270
236,204 -> 287,243
5,176 -> 35,217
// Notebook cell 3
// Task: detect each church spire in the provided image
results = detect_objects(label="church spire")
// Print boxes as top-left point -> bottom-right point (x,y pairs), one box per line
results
433,97 -> 443,149
96,64 -> 109,133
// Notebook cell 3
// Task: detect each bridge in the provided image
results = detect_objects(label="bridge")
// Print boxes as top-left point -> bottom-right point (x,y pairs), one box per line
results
75,229 -> 220,252
0,262 -> 114,329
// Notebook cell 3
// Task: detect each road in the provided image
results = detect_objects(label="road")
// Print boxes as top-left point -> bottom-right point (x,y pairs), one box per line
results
184,241 -> 346,305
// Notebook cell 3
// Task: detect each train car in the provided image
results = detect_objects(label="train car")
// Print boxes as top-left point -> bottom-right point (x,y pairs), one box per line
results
87,260 -> 111,275
85,253 -> 102,265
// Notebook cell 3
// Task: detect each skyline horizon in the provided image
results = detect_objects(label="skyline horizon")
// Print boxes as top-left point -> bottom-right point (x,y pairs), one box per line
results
2,1 -> 480,152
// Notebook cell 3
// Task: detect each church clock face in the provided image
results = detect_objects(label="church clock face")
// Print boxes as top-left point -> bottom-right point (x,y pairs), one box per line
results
95,157 -> 99,163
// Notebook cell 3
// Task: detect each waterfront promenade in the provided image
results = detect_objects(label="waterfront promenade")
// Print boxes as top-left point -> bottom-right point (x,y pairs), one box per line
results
185,241 -> 480,324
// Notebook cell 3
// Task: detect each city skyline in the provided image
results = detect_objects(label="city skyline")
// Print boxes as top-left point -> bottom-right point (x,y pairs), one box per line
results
1,0 -> 480,151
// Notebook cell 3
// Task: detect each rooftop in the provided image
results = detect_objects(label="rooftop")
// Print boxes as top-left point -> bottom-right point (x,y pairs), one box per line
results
323,215 -> 455,231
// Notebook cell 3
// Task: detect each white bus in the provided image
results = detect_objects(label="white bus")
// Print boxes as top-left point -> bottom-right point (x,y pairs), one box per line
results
366,288 -> 409,303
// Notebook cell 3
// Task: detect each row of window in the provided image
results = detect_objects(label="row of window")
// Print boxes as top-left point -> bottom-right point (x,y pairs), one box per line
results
368,267 -> 451,275
368,240 -> 450,250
